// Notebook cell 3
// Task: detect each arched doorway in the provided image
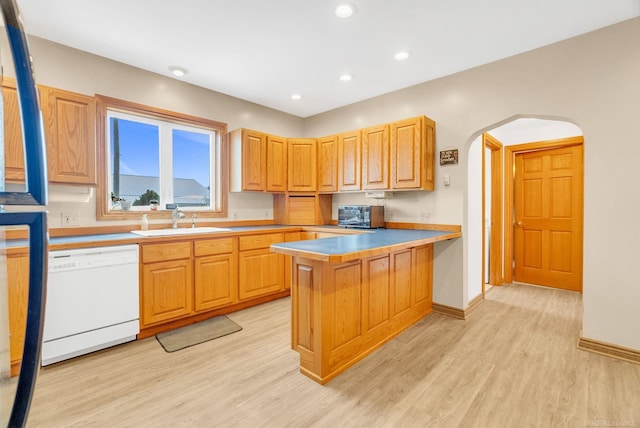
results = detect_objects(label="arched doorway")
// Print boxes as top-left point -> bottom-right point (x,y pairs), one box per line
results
466,117 -> 583,303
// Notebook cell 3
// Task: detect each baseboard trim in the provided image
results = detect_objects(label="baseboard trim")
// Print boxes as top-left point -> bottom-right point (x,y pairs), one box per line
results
465,294 -> 484,318
432,303 -> 465,319
432,294 -> 484,320
577,336 -> 640,365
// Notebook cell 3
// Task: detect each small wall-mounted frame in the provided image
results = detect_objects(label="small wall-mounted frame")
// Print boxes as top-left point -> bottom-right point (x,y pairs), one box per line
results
439,149 -> 459,165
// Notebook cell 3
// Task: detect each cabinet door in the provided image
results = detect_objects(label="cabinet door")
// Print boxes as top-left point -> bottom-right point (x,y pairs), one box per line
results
390,116 -> 432,190
242,129 -> 267,191
317,135 -> 338,193
338,130 -> 361,191
41,86 -> 96,184
7,250 -> 29,376
287,139 -> 317,191
141,259 -> 193,326
194,253 -> 237,311
2,79 -> 26,182
266,134 -> 287,192
238,249 -> 284,300
362,124 -> 389,190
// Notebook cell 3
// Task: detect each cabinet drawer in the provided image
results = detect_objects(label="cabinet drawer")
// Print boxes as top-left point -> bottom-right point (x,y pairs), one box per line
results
238,233 -> 284,251
141,242 -> 192,263
194,238 -> 235,257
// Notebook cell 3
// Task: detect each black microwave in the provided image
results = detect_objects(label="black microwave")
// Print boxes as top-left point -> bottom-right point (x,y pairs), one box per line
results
338,205 -> 385,229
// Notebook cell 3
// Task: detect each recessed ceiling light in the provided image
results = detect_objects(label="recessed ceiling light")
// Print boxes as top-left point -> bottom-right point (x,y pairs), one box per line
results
335,3 -> 357,18
291,94 -> 302,100
168,66 -> 188,77
394,51 -> 411,61
339,74 -> 355,82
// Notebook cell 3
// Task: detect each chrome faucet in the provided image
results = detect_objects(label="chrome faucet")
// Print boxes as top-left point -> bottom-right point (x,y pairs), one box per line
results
171,207 -> 185,228
191,213 -> 197,228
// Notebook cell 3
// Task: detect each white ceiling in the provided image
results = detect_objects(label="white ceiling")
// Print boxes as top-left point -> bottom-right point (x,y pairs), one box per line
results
11,0 -> 640,118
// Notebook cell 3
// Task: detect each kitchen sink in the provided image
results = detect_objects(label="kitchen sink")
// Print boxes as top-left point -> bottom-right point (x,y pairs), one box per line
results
130,227 -> 231,237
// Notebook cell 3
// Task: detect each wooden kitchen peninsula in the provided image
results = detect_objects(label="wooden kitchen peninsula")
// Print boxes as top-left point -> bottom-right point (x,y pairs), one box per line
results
271,228 -> 460,384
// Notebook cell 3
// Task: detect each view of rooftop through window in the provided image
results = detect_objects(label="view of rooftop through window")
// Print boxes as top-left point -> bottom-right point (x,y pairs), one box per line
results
108,113 -> 214,210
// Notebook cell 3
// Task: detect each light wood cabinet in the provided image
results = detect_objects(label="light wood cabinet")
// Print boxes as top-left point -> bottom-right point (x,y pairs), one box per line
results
7,248 -> 29,376
317,135 -> 338,193
273,194 -> 332,225
229,128 -> 267,192
40,86 -> 96,184
230,128 -> 289,193
194,238 -> 238,312
266,134 -> 287,192
140,242 -> 193,326
287,138 -> 317,192
2,78 -> 26,183
338,130 -> 361,191
390,116 -> 435,191
138,233 -> 291,337
238,233 -> 285,300
362,124 -> 390,190
283,231 -> 319,290
289,243 -> 434,384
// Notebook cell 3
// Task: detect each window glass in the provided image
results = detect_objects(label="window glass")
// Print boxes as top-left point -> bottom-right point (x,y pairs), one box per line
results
109,117 -> 160,208
106,111 -> 218,212
172,129 -> 211,207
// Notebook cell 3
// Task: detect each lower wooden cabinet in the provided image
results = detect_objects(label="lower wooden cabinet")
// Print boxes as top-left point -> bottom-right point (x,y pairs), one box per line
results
194,238 -> 237,311
139,233 -> 288,336
140,241 -> 193,326
7,248 -> 29,376
290,243 -> 434,384
238,233 -> 285,300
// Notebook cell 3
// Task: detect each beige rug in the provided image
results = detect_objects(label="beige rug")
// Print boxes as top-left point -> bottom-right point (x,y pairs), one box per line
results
156,316 -> 242,352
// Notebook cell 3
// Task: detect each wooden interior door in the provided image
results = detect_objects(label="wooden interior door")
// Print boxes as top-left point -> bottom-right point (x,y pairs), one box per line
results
514,144 -> 583,291
482,133 -> 503,290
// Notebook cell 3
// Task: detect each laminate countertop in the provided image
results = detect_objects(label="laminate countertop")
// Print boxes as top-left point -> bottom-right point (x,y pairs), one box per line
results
271,228 -> 461,263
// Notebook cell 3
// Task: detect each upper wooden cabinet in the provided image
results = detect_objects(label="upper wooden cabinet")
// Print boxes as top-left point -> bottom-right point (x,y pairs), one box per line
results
2,78 -> 26,183
390,116 -> 435,191
230,128 -> 267,192
362,124 -> 390,190
338,130 -> 361,191
40,86 -> 96,184
287,138 -> 317,192
317,135 -> 338,193
266,134 -> 287,192
229,114 -> 434,194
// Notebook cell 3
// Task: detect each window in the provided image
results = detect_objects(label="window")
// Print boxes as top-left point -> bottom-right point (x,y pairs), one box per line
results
96,96 -> 228,219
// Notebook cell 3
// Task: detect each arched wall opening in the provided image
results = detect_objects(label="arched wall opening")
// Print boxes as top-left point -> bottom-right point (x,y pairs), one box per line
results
464,116 -> 583,305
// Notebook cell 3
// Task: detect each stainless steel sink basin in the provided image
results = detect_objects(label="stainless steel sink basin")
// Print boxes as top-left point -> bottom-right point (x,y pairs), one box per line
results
130,227 -> 231,237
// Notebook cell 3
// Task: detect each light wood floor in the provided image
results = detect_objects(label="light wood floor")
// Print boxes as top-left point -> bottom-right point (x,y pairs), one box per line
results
26,283 -> 640,427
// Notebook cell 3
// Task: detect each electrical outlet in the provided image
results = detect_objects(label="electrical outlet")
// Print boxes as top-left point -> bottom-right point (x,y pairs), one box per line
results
232,211 -> 238,219
421,212 -> 431,223
265,210 -> 270,218
61,212 -> 79,227
388,210 -> 393,220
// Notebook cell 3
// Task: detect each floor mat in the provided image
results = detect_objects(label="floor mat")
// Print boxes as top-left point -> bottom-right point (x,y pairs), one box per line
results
156,315 -> 242,352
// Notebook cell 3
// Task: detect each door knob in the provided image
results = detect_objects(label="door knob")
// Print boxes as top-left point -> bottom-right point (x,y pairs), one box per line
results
515,221 -> 523,227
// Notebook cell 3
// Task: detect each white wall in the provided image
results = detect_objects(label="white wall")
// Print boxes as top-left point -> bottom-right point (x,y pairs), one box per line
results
305,18 -> 640,350
0,35 -> 306,227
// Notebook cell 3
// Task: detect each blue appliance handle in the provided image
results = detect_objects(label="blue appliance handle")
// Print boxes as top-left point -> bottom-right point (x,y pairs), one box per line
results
0,0 -> 47,206
3,212 -> 48,428
0,0 -> 49,427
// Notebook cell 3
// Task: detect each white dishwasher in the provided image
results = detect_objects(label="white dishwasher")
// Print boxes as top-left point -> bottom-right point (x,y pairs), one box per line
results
42,244 -> 140,366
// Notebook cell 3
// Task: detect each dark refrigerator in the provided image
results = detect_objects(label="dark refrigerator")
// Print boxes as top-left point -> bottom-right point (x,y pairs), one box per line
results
0,0 -> 48,426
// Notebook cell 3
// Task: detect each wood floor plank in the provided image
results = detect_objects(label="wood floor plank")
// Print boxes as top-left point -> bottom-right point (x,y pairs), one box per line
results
25,284 -> 640,427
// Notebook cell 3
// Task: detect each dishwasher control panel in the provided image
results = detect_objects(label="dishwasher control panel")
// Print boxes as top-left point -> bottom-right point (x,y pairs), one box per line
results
49,244 -> 139,272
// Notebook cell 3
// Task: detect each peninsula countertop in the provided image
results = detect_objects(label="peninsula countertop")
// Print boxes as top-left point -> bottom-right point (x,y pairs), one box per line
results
271,228 -> 461,263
